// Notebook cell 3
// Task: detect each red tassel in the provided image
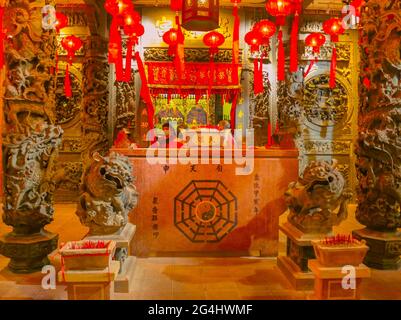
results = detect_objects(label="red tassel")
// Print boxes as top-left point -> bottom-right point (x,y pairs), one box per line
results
230,93 -> 238,130
330,46 -> 337,88
135,51 -> 154,130
109,18 -> 124,81
303,57 -> 317,78
124,39 -> 134,82
175,15 -> 185,82
277,29 -> 285,81
290,12 -> 299,73
232,4 -> 240,65
64,64 -> 72,98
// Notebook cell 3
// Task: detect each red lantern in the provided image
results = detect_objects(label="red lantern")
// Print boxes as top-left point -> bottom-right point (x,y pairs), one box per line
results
105,0 -> 135,81
304,32 -> 326,78
305,32 -> 326,53
245,30 -> 262,53
323,17 -> 345,42
265,0 -> 292,81
203,31 -> 225,56
163,28 -> 184,56
182,0 -> 219,31
203,31 -> 224,97
253,19 -> 276,45
61,35 -> 83,63
61,35 -> 83,98
323,18 -> 344,88
265,0 -> 293,26
55,12 -> 68,33
170,0 -> 183,11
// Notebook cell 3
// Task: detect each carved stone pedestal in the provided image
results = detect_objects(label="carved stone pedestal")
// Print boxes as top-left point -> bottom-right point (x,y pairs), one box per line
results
308,260 -> 370,300
352,228 -> 401,270
84,223 -> 137,293
277,222 -> 331,290
0,230 -> 58,273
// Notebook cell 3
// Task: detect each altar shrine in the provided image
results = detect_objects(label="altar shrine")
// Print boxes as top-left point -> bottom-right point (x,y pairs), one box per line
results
0,0 -> 400,303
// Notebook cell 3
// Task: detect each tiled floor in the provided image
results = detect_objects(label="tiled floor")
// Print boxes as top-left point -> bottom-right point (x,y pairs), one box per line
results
0,204 -> 400,300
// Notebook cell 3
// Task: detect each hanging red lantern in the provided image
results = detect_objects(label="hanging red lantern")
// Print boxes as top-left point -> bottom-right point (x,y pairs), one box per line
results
305,32 -> 326,53
170,0 -> 183,11
323,17 -> 344,42
163,28 -> 183,55
105,0 -> 134,81
55,12 -> 68,33
182,0 -> 219,31
61,35 -> 83,98
304,32 -> 326,78
124,22 -> 144,82
203,31 -> 224,97
61,35 -> 83,64
323,17 -> 344,88
265,0 -> 293,81
253,19 -> 276,45
203,31 -> 225,56
245,30 -> 262,53
249,20 -> 275,95
265,0 -> 293,26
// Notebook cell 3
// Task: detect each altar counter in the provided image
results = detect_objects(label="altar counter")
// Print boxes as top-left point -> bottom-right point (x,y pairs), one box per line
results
114,147 -> 299,257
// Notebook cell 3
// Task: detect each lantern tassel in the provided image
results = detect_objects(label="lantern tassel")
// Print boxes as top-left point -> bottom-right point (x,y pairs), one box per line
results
64,64 -> 72,98
290,12 -> 299,73
175,15 -> 185,83
124,38 -> 134,82
230,92 -> 238,131
135,51 -> 155,131
277,29 -> 285,81
330,46 -> 337,88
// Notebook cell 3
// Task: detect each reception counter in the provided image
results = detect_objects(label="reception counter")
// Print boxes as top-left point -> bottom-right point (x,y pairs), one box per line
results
114,147 -> 299,257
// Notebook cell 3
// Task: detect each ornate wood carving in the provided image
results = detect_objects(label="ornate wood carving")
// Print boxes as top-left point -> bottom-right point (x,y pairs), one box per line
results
356,0 -> 401,230
144,48 -> 241,63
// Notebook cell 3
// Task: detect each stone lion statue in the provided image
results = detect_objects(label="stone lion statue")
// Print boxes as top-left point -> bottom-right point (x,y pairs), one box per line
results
76,152 -> 138,235
284,160 -> 351,234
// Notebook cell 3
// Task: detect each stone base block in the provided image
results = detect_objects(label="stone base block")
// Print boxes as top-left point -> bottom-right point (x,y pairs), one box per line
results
308,260 -> 371,300
58,261 -> 119,300
352,228 -> 401,270
114,256 -> 137,293
277,256 -> 314,290
0,230 -> 58,274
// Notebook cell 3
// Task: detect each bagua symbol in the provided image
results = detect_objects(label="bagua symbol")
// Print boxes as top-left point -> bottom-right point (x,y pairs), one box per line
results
41,5 -> 57,30
341,5 -> 360,30
145,121 -> 255,176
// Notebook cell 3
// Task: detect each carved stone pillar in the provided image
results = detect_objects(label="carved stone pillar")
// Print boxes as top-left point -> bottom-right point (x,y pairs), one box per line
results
81,35 -> 110,167
353,0 -> 401,269
0,0 -> 62,273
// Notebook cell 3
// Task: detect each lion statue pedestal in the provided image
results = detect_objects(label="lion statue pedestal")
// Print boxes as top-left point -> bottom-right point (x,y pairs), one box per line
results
277,160 -> 351,290
76,151 -> 138,293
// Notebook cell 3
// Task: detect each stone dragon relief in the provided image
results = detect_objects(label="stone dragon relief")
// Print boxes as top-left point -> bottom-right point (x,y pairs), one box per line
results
115,78 -> 136,134
2,124 -> 63,233
81,38 -> 110,166
356,0 -> 401,230
284,160 -> 352,234
76,152 -> 138,236
3,0 -> 57,132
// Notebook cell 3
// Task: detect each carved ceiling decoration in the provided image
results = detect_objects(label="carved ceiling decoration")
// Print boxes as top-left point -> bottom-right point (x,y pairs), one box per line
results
303,74 -> 348,127
144,47 -> 241,63
302,43 -> 351,61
